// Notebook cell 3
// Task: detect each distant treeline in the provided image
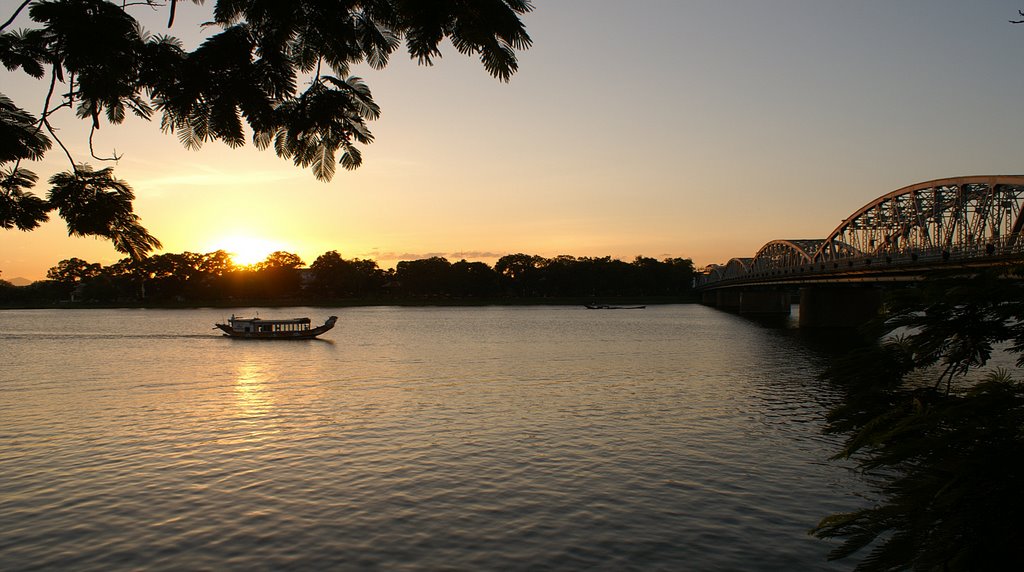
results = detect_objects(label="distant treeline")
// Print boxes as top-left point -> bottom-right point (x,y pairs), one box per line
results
0,250 -> 696,306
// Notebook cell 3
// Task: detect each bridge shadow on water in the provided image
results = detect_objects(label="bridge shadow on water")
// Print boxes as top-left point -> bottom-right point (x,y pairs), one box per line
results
727,297 -> 890,382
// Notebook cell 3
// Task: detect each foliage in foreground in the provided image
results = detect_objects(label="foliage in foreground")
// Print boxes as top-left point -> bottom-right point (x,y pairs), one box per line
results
813,271 -> 1024,570
1,0 -> 532,257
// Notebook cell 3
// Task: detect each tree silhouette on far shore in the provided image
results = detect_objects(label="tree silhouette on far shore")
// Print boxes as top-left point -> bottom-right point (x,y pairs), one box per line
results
0,249 -> 695,305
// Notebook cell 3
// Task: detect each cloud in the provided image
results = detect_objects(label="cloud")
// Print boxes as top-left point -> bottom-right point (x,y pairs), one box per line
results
364,251 -> 448,261
361,250 -> 509,262
449,250 -> 507,260
127,161 -> 300,197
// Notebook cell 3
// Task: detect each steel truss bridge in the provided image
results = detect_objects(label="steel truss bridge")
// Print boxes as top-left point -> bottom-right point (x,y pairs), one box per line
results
697,176 -> 1024,290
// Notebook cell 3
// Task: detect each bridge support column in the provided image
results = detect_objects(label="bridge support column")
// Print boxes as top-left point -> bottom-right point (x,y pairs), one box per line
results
799,286 -> 882,328
739,290 -> 791,316
716,289 -> 742,311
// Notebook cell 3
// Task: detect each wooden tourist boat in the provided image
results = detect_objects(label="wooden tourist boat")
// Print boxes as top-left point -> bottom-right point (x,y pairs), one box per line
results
584,304 -> 646,310
215,315 -> 338,339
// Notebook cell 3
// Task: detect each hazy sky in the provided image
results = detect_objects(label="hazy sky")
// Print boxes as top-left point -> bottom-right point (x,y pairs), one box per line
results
4,0 -> 1024,280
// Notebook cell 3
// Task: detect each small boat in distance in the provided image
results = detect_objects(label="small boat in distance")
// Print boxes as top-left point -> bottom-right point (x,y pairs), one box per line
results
215,315 -> 338,339
584,304 -> 646,310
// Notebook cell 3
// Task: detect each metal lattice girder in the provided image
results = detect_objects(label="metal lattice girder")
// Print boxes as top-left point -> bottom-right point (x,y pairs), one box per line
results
696,175 -> 1024,288
814,176 -> 1024,263
704,264 -> 724,282
724,258 -> 754,278
751,240 -> 824,272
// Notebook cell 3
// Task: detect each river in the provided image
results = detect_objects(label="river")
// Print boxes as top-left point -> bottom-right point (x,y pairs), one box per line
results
0,305 -> 864,570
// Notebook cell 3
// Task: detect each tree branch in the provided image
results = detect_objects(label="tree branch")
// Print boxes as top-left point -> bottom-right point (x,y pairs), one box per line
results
122,1 -> 167,10
40,65 -> 63,122
44,118 -> 76,169
40,65 -> 77,172
89,126 -> 123,162
0,0 -> 32,33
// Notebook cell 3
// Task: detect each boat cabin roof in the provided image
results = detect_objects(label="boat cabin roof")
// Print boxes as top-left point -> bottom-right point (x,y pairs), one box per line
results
229,316 -> 311,325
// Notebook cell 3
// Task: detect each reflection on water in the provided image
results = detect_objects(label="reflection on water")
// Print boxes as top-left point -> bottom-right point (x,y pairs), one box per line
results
0,305 -> 865,571
235,362 -> 274,418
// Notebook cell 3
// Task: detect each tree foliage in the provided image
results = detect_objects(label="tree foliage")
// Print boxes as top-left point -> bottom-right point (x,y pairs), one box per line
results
255,250 -> 304,270
813,270 -> 1024,570
1,0 -> 532,255
47,165 -> 161,259
310,249 -> 384,297
45,255 -> 100,283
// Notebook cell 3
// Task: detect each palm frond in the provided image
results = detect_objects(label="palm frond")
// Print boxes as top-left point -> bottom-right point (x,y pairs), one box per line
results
109,212 -> 162,261
339,144 -> 361,171
0,92 -> 52,162
0,166 -> 49,230
310,137 -> 336,182
0,28 -> 48,78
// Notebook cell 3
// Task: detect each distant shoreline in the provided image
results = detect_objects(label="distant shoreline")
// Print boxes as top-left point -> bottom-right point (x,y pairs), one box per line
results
0,295 -> 697,311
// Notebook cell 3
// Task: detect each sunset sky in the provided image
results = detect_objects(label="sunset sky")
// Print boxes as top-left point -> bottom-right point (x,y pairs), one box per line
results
3,1 -> 1024,281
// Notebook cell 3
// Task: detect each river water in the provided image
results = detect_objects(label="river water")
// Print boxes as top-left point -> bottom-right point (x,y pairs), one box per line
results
1,305 -> 864,570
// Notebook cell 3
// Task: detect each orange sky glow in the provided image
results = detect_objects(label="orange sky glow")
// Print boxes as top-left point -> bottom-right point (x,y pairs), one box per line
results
4,2 -> 1024,281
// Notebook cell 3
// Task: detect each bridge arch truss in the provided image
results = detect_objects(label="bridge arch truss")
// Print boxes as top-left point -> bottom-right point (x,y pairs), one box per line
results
698,175 -> 1024,288
814,176 -> 1024,265
750,240 -> 823,273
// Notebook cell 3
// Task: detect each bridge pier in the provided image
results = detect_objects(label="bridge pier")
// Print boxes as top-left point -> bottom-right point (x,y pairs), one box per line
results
701,288 -> 791,317
715,289 -> 742,311
739,289 -> 791,316
798,286 -> 882,328
701,290 -> 718,306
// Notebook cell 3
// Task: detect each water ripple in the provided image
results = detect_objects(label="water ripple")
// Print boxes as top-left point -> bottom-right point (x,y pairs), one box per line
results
1,305 -> 863,570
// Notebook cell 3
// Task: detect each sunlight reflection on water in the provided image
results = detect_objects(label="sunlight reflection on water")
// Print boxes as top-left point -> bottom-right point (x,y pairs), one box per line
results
235,362 -> 274,418
0,305 -> 863,570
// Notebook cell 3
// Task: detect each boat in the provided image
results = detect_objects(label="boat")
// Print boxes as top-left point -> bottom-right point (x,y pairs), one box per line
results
215,314 -> 338,339
584,304 -> 646,310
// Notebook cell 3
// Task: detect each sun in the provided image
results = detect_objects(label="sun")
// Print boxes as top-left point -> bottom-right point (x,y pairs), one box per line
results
209,235 -> 288,267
